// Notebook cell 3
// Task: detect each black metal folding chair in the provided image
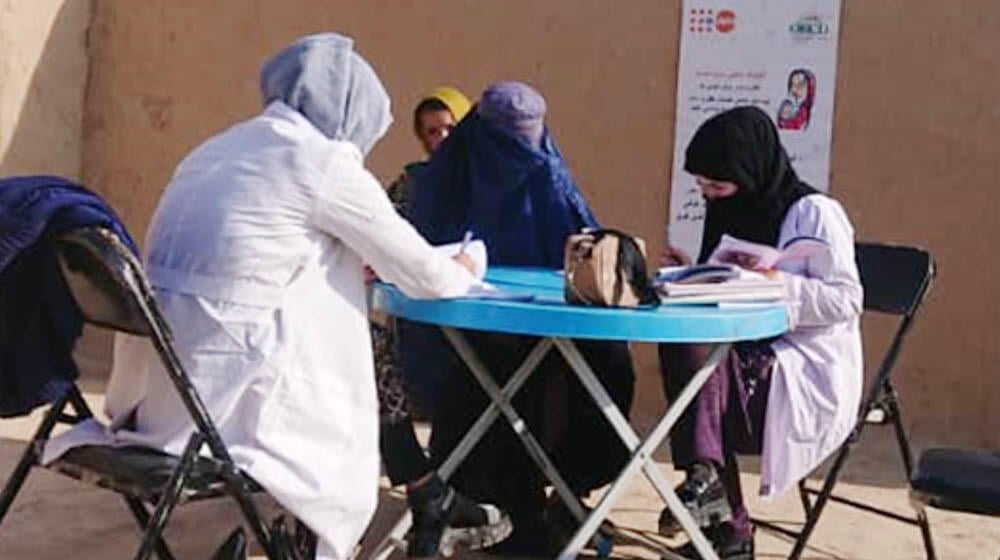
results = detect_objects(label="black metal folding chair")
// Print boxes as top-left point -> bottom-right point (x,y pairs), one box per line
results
755,243 -> 938,559
911,447 -> 1000,559
0,226 -> 307,559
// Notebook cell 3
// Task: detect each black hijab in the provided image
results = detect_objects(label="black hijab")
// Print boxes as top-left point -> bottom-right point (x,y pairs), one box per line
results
685,106 -> 819,263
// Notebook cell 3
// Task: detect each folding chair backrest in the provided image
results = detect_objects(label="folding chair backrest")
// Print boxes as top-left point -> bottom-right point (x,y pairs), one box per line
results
55,227 -> 158,336
855,243 -> 935,319
54,226 -> 232,461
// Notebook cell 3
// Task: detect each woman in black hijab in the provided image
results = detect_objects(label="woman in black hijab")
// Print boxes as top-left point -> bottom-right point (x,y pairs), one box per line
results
689,106 -> 818,262
658,107 -> 864,560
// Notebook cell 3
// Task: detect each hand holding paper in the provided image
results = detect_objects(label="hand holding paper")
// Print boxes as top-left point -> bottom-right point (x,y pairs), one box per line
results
709,234 -> 827,271
661,245 -> 693,267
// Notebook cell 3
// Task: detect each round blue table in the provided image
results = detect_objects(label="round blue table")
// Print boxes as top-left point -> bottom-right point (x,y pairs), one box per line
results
372,266 -> 787,343
368,266 -> 788,560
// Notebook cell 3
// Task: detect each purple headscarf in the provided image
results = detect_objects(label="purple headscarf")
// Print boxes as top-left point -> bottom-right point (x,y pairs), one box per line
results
476,81 -> 547,149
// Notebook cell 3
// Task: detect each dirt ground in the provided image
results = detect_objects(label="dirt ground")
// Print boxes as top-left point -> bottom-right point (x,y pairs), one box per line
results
0,393 -> 996,559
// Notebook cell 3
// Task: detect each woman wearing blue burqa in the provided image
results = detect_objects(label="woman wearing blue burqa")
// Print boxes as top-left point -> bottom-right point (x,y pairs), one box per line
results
402,82 -> 636,555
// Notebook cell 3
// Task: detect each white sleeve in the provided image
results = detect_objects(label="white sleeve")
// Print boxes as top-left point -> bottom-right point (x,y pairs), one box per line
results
779,197 -> 864,330
309,157 -> 480,299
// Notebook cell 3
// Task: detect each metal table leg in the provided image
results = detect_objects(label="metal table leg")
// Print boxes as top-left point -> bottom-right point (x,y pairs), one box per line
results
366,334 -> 555,560
442,329 -> 588,521
370,332 -> 729,560
553,339 -> 730,560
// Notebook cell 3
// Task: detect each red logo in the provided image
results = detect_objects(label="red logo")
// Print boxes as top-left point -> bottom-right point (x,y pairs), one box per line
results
716,10 -> 736,33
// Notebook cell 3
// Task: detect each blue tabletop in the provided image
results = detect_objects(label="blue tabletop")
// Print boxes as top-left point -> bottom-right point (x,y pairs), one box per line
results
371,266 -> 788,343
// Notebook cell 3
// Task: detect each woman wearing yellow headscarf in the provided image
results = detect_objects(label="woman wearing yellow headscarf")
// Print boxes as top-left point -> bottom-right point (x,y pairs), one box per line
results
372,86 -> 509,557
385,86 -> 471,213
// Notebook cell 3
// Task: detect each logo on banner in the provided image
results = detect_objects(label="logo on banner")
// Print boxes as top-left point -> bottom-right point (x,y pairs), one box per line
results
688,8 -> 736,34
789,14 -> 831,41
716,10 -> 736,33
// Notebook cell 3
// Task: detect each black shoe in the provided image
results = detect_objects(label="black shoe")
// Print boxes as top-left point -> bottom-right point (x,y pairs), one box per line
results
672,526 -> 754,560
716,533 -> 754,560
658,463 -> 732,537
210,528 -> 247,560
408,475 -> 513,558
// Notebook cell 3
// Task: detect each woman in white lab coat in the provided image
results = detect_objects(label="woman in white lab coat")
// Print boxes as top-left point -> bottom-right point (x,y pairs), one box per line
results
658,106 -> 863,559
44,33 -> 484,559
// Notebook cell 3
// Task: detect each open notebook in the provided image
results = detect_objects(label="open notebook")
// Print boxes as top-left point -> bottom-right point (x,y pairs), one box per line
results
709,234 -> 827,270
653,235 -> 826,305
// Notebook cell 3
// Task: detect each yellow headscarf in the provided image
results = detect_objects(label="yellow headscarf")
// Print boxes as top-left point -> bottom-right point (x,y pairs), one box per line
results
425,86 -> 472,122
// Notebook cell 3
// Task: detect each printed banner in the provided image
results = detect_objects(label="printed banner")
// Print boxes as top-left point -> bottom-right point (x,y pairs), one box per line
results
668,0 -> 842,257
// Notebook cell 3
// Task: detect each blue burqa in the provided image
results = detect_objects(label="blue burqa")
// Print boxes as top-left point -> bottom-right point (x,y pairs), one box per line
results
0,176 -> 136,417
407,111 -> 597,267
399,111 -> 600,406
399,114 -> 634,530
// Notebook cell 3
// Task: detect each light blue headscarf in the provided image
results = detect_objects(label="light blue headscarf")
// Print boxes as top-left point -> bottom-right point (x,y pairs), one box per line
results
259,33 -> 393,156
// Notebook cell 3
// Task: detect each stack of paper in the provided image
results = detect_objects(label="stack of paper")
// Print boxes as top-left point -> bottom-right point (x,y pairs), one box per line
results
462,283 -> 535,302
657,269 -> 785,305
656,264 -> 741,284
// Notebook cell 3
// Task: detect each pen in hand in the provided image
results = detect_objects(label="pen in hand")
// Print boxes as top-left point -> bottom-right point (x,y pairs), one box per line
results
453,230 -> 477,275
459,230 -> 473,255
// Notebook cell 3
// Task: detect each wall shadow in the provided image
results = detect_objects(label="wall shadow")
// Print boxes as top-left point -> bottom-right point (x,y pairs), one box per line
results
0,1 -> 114,382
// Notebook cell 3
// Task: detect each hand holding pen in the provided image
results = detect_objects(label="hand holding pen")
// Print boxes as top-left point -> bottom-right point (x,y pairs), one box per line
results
452,230 -> 477,274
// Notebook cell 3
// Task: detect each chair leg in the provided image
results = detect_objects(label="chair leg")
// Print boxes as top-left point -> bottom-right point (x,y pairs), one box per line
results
133,434 -> 203,560
0,391 -> 72,524
885,383 -> 937,560
226,480 -> 279,559
797,479 -> 811,515
788,441 -> 855,560
917,508 -> 937,560
294,518 -> 317,559
67,385 -> 94,420
884,380 -> 917,476
123,497 -> 177,560
788,347 -> 906,559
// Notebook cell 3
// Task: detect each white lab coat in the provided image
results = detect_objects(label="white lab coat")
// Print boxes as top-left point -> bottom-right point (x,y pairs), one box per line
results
44,102 -> 481,559
760,194 -> 864,498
